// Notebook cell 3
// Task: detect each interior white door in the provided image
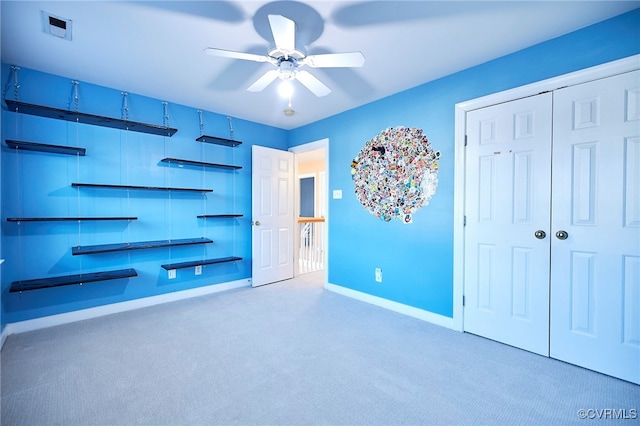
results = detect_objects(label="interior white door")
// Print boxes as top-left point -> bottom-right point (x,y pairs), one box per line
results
550,70 -> 640,384
251,145 -> 295,287
464,93 -> 553,356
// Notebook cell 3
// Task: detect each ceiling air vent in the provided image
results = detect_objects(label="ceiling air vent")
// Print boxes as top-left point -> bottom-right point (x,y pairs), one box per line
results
42,11 -> 72,41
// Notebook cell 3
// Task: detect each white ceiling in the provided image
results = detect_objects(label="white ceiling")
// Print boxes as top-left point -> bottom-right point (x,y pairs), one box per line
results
2,1 -> 638,130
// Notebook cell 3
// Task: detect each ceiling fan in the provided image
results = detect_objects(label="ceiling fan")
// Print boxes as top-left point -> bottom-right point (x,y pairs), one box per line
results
203,14 -> 365,97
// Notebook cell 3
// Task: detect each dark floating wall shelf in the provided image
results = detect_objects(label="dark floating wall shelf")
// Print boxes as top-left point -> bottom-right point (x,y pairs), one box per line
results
196,135 -> 242,147
10,268 -> 138,292
160,158 -> 241,170
72,182 -> 213,193
72,237 -> 213,255
5,139 -> 86,156
7,217 -> 137,222
161,256 -> 242,270
5,100 -> 178,137
197,214 -> 243,218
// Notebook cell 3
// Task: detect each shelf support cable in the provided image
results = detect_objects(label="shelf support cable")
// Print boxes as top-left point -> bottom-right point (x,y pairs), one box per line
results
227,116 -> 235,141
198,110 -> 204,136
2,65 -> 19,101
122,92 -> 132,263
163,100 -> 170,129
70,80 -> 80,112
163,101 -> 173,269
197,110 -> 208,258
15,107 -> 24,292
202,174 -> 207,262
11,65 -> 20,101
233,132 -> 237,257
75,116 -> 83,278
229,115 -> 238,260
202,155 -> 207,260
10,67 -> 23,291
121,92 -> 129,121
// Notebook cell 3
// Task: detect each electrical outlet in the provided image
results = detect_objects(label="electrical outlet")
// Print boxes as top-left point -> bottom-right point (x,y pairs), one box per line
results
168,269 -> 176,279
375,268 -> 382,283
195,265 -> 202,275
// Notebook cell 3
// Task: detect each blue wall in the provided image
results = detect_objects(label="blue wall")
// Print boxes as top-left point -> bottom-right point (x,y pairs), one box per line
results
2,9 -> 639,326
1,65 -> 288,324
288,9 -> 640,318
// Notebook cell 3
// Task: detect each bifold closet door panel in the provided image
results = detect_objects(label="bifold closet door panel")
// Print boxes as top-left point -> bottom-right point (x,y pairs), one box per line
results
463,92 -> 553,356
550,69 -> 640,385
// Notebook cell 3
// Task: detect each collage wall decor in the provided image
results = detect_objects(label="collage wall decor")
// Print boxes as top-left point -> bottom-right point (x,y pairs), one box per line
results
351,126 -> 440,224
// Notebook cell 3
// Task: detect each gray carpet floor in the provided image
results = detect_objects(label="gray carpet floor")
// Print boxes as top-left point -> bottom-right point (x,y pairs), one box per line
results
1,271 -> 638,425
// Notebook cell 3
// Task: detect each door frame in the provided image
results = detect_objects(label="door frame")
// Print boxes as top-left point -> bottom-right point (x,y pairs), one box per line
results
452,54 -> 640,332
289,138 -> 329,286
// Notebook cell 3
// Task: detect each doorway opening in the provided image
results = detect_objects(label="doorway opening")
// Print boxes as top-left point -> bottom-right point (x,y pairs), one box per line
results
290,139 -> 329,285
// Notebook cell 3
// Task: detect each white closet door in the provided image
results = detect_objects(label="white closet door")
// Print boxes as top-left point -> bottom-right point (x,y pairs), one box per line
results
550,70 -> 640,384
464,93 -> 553,356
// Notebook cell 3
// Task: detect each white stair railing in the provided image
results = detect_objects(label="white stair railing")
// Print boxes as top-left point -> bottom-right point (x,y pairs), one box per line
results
298,217 -> 325,273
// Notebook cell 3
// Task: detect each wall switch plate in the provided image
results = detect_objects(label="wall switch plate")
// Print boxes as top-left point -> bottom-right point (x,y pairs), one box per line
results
195,265 -> 202,275
375,268 -> 382,283
168,269 -> 176,279
333,189 -> 343,199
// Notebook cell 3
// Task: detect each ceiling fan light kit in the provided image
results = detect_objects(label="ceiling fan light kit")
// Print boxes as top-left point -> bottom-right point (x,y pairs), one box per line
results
204,14 -> 364,99
278,80 -> 294,99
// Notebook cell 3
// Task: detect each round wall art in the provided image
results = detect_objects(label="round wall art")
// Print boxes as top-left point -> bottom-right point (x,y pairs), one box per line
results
351,126 -> 440,224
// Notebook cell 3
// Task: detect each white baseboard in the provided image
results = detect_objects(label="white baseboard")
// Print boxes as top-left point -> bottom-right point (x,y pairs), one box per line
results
2,278 -> 251,342
326,282 -> 456,330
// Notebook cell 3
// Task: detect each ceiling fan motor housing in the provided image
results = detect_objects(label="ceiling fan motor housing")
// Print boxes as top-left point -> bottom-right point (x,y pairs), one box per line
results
268,47 -> 306,60
277,57 -> 297,80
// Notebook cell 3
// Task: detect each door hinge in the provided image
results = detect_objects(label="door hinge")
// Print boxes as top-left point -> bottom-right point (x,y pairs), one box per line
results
464,135 -> 468,146
463,215 -> 467,226
463,295 -> 465,306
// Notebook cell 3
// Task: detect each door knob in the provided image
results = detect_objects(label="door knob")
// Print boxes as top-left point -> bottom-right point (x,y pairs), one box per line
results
253,220 -> 261,226
534,230 -> 546,239
556,230 -> 568,240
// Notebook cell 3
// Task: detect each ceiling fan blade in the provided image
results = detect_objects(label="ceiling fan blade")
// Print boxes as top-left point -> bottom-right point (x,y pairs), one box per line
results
302,52 -> 365,68
247,70 -> 279,92
296,71 -> 331,97
203,47 -> 270,63
268,14 -> 295,52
